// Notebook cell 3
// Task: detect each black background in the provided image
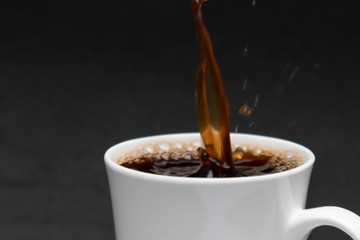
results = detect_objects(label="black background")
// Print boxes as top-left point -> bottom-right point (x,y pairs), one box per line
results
1,0 -> 360,239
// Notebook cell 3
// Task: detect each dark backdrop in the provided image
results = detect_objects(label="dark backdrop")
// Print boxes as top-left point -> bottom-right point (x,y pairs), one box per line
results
1,0 -> 360,239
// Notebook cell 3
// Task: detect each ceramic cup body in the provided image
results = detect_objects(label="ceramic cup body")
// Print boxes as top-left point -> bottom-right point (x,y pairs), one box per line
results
104,133 -> 360,240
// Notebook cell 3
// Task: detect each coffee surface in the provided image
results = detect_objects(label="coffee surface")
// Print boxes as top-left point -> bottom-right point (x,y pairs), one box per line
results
117,142 -> 304,178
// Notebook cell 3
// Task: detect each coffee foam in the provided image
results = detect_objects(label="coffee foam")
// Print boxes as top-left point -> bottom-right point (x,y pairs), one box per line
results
117,140 -> 200,164
116,140 -> 306,171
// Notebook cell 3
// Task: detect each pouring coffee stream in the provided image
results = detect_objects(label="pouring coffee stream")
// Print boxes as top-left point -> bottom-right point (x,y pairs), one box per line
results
191,0 -> 242,177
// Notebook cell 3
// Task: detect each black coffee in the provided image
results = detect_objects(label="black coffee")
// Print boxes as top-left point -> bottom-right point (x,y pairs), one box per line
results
118,144 -> 303,178
118,1 -> 304,178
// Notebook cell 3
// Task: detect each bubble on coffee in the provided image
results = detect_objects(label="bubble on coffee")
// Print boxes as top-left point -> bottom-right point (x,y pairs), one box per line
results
117,140 -> 306,178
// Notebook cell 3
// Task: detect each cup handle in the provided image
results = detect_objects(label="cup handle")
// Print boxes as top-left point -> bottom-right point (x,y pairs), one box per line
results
290,206 -> 360,239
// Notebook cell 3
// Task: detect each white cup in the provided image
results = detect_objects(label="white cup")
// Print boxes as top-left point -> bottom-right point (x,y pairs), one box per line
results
104,133 -> 360,240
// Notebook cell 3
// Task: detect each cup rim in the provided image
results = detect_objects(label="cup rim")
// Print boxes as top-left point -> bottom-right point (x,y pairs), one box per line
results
104,133 -> 315,185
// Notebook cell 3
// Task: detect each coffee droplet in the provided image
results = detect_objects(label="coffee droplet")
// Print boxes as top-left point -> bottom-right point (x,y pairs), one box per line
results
242,78 -> 248,91
254,94 -> 260,107
233,147 -> 245,160
238,103 -> 253,117
197,147 -> 207,157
